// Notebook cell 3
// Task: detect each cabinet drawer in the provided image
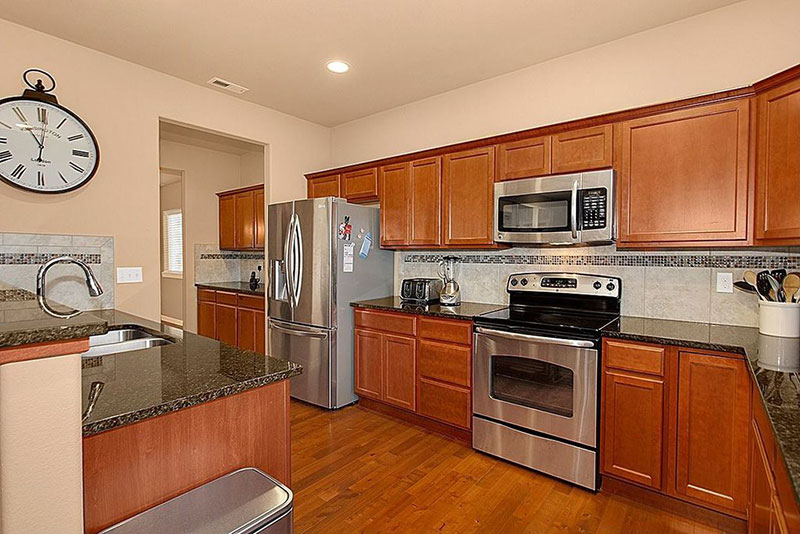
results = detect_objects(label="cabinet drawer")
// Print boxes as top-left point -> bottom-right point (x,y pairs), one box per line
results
197,289 -> 216,302
604,339 -> 665,376
216,291 -> 238,306
238,294 -> 265,311
354,309 -> 416,336
417,378 -> 470,429
418,340 -> 471,388
418,317 -> 471,345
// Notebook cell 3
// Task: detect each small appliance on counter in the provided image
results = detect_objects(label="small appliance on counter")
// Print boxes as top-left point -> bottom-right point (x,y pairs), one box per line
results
249,266 -> 262,290
400,278 -> 442,304
438,256 -> 461,306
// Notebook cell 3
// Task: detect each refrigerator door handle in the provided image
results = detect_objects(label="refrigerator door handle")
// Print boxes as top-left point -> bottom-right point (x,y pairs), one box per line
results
293,214 -> 303,307
284,214 -> 295,307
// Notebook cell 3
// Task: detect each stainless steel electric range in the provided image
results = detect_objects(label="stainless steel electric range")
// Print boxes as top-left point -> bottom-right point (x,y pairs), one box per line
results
472,272 -> 621,490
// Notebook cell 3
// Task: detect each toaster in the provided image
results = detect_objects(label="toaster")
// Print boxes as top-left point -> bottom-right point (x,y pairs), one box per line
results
400,278 -> 443,304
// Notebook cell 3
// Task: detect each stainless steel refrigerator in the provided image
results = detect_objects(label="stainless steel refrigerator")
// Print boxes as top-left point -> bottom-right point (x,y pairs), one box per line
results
267,197 -> 394,409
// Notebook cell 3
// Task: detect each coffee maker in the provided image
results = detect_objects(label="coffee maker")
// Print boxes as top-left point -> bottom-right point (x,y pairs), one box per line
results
438,256 -> 461,306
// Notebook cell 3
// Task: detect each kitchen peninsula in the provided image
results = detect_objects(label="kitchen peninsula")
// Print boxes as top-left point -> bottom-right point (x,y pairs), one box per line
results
0,288 -> 300,534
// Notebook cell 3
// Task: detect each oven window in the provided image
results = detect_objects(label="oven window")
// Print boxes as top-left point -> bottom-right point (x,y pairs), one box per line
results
490,356 -> 574,417
498,191 -> 572,233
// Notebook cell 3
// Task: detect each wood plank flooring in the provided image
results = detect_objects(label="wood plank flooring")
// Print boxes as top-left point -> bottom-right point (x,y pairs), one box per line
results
291,401 -> 734,533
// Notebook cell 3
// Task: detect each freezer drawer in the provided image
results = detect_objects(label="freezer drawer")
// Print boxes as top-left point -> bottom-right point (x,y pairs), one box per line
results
268,319 -> 335,408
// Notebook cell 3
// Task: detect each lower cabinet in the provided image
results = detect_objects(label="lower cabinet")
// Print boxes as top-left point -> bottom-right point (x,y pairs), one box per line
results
196,288 -> 266,353
354,308 -> 472,433
600,339 -> 751,519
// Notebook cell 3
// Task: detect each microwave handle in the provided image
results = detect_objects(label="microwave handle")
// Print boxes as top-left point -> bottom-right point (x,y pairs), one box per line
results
570,179 -> 579,239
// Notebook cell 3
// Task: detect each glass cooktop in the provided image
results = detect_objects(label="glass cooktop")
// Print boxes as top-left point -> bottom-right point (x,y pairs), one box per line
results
475,305 -> 620,338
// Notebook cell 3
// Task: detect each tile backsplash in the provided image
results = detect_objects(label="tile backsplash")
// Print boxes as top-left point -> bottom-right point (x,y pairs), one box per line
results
396,245 -> 800,327
195,244 -> 264,284
0,232 -> 114,310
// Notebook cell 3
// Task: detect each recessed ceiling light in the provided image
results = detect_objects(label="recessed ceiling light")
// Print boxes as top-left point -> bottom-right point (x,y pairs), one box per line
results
326,60 -> 350,74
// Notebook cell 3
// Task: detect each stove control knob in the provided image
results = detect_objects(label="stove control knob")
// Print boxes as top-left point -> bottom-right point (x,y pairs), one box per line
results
593,281 -> 602,290
520,278 -> 529,286
606,282 -> 616,291
510,278 -> 518,287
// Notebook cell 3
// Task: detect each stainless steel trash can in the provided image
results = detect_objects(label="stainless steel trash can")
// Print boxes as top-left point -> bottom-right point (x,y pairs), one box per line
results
99,467 -> 293,534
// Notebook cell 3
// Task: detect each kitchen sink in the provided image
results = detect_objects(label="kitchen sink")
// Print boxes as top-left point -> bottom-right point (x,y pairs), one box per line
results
82,327 -> 176,358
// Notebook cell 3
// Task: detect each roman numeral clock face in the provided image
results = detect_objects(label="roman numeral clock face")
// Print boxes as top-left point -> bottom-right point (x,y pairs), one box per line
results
0,98 -> 98,193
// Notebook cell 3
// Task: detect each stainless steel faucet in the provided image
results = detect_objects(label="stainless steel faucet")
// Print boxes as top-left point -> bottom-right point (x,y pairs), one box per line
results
36,256 -> 104,319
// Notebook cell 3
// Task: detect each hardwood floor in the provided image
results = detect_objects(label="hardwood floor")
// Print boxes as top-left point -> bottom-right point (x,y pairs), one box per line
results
290,400 -> 736,534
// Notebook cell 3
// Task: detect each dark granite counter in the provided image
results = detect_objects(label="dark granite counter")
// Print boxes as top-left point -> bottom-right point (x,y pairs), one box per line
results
195,281 -> 264,296
0,287 -> 108,348
80,310 -> 301,437
603,316 -> 800,509
351,296 -> 504,321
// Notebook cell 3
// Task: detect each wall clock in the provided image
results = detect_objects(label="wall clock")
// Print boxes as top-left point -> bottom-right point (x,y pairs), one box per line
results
0,69 -> 99,194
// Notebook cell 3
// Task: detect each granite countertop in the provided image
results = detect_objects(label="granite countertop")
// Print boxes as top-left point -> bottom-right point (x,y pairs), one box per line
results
81,310 -> 301,437
195,281 -> 265,296
0,288 -> 109,348
602,316 -> 800,509
351,296 -> 505,321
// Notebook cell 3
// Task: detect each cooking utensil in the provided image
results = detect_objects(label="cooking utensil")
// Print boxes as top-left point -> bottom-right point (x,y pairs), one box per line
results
767,273 -> 784,302
772,269 -> 787,284
756,270 -> 775,301
745,270 -> 767,301
782,273 -> 800,303
733,281 -> 757,294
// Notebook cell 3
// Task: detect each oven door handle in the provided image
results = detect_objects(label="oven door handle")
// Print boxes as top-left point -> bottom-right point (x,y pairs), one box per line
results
475,326 -> 595,348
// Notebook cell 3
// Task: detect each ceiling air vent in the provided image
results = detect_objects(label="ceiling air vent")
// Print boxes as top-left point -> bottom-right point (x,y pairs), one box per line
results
206,77 -> 249,94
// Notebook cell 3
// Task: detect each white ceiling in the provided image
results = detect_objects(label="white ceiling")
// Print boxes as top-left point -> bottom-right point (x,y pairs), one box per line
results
0,0 -> 742,127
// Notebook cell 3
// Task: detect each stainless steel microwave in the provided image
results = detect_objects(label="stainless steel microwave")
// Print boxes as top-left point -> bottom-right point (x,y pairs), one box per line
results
494,169 -> 615,245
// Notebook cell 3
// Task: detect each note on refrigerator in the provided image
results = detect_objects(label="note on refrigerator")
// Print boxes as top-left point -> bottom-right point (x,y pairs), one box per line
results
343,243 -> 354,273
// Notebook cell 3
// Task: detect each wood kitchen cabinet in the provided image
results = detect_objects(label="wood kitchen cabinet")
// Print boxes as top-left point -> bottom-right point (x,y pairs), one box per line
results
551,125 -> 613,174
755,77 -> 800,245
497,135 -> 551,181
354,308 -> 473,437
442,146 -> 496,246
196,288 -> 266,353
379,157 -> 442,247
378,162 -> 410,246
342,167 -> 379,202
307,173 -> 341,198
217,184 -> 265,251
600,339 -> 751,520
618,100 -> 751,247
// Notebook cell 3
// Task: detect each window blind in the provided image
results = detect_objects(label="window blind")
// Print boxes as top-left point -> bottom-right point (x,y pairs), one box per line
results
162,209 -> 183,275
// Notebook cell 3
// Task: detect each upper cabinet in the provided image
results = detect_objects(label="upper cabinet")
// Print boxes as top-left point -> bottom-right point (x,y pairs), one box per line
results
307,173 -> 340,199
443,146 -> 496,247
378,157 -> 442,248
217,184 -> 265,251
378,162 -> 410,247
618,100 -> 751,248
756,77 -> 800,245
497,135 -> 551,181
306,168 -> 379,203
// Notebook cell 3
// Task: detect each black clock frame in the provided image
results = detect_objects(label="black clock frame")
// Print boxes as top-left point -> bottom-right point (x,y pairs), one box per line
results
0,95 -> 100,194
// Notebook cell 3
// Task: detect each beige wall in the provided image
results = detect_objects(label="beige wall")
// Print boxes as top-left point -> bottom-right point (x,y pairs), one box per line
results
240,148 -> 266,187
330,0 -> 800,166
159,140 -> 245,332
159,179 -> 183,322
0,18 -> 330,321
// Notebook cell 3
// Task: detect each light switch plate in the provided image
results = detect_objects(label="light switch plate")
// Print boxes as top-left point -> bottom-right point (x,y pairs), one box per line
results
716,272 -> 733,293
117,267 -> 143,284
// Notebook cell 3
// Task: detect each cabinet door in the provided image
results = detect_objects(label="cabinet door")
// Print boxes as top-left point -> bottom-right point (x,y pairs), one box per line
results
307,174 -> 340,198
254,188 -> 265,249
601,370 -> 664,490
552,125 -> 613,174
197,301 -> 216,339
750,420 -> 776,534
382,334 -> 416,411
442,146 -> 495,246
215,303 -> 238,346
237,307 -> 257,351
235,191 -> 255,249
342,168 -> 379,202
254,310 -> 265,354
619,100 -> 750,246
676,351 -> 750,515
497,136 -> 551,181
756,78 -> 800,244
409,157 -> 442,246
379,162 -> 410,246
218,194 -> 236,250
354,329 -> 383,400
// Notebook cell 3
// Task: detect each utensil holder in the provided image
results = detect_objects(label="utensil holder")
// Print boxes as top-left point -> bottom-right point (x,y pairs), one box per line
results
758,301 -> 800,337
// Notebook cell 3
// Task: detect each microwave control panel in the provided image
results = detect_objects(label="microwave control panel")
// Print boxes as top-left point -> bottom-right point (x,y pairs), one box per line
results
580,188 -> 607,230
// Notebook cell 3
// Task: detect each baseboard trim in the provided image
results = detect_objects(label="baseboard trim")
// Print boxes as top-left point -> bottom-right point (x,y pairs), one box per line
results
358,398 -> 471,444
601,476 -> 747,533
160,315 -> 183,328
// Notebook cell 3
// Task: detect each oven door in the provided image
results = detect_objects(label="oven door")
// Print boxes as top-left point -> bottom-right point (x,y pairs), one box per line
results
494,173 -> 581,244
473,326 -> 598,447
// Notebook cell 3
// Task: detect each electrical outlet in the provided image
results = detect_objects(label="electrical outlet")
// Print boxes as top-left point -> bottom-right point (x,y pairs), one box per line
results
117,267 -> 143,284
716,272 -> 733,293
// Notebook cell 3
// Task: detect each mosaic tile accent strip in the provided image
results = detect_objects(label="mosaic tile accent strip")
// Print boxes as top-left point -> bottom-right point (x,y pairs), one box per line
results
0,252 -> 101,265
0,289 -> 35,302
200,253 -> 265,260
403,254 -> 800,270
